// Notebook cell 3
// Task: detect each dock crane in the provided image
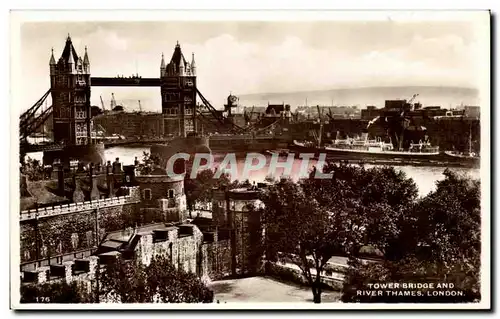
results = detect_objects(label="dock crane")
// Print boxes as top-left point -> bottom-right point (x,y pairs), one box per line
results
394,93 -> 419,150
100,95 -> 105,112
407,93 -> 419,110
326,107 -> 334,121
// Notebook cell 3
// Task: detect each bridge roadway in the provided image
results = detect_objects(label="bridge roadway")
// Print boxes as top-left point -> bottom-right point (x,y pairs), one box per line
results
21,134 -> 286,153
20,138 -> 174,153
90,77 -> 161,87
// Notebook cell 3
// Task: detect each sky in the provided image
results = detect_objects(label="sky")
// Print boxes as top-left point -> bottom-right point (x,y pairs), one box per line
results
16,19 -> 487,113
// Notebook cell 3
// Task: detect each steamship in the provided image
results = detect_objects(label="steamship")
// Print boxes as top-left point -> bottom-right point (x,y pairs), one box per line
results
292,132 -> 441,161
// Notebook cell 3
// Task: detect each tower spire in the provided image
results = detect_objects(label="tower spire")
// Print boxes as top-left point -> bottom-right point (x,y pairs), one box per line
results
179,56 -> 185,76
67,45 -> 75,73
83,46 -> 90,74
83,46 -> 89,64
160,53 -> 166,77
49,47 -> 56,65
191,52 -> 196,76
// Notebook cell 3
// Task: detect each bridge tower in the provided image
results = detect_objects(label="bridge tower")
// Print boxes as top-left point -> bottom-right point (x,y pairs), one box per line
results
160,42 -> 197,138
50,35 -> 92,145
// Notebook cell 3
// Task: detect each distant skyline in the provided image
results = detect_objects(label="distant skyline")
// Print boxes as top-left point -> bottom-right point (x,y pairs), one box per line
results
16,18 -> 487,112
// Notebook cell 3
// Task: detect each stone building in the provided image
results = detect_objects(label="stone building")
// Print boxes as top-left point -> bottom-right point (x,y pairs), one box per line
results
124,162 -> 188,224
92,112 -> 164,139
20,138 -> 269,291
211,185 -> 266,276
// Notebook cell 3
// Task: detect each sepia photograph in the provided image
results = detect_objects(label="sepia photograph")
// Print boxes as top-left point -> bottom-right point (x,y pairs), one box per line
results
9,9 -> 491,310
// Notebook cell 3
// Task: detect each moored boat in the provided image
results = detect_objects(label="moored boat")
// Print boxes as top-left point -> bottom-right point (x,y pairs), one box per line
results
323,133 -> 441,160
443,124 -> 480,166
265,149 -> 290,157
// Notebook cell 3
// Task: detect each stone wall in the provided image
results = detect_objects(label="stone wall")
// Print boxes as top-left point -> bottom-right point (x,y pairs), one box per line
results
20,187 -> 144,270
201,238 -> 232,280
20,202 -> 145,270
135,224 -> 203,275
20,210 -> 97,266
265,261 -> 345,291
234,209 -> 263,275
135,177 -> 184,207
20,194 -> 138,221
21,255 -> 99,286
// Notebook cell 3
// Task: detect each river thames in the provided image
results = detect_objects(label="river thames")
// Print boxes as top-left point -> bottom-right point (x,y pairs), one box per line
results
28,146 -> 481,197
106,146 -> 480,197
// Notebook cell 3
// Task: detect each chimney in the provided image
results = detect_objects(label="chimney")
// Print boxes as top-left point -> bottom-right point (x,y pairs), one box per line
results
112,157 -> 122,174
106,161 -> 114,198
54,163 -> 65,195
89,163 -> 100,200
123,165 -> 136,186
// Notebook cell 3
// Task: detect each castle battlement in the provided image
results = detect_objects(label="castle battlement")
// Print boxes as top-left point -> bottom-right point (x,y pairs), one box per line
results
20,186 -> 141,221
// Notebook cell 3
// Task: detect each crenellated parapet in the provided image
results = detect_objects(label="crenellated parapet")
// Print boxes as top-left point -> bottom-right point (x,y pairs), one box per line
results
21,256 -> 99,286
20,186 -> 141,222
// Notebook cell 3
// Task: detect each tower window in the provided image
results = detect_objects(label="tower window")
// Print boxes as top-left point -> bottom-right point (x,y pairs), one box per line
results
168,189 -> 174,198
144,188 -> 152,200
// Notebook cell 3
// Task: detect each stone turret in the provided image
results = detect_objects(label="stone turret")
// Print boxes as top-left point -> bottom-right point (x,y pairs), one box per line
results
179,56 -> 185,76
191,52 -> 196,76
160,53 -> 166,77
83,46 -> 90,73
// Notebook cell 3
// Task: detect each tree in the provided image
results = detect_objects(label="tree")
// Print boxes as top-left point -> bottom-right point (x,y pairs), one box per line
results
21,157 -> 44,181
261,177 -> 363,303
409,169 -> 481,300
184,168 -> 239,216
302,163 -> 419,259
98,257 -> 148,303
136,152 -> 160,175
262,163 -> 419,303
98,255 -> 213,303
342,169 -> 481,303
21,255 -> 214,304
145,255 -> 214,303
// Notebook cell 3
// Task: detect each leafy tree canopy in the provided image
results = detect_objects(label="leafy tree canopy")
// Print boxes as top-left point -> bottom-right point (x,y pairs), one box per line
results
99,255 -> 214,303
261,163 -> 419,303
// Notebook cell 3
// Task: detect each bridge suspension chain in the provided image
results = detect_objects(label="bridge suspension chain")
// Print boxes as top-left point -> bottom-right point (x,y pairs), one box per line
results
20,89 -> 51,128
20,89 -> 53,142
195,88 -> 246,133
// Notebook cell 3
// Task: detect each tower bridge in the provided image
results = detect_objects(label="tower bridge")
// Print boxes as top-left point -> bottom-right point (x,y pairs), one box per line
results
20,36 -> 252,158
